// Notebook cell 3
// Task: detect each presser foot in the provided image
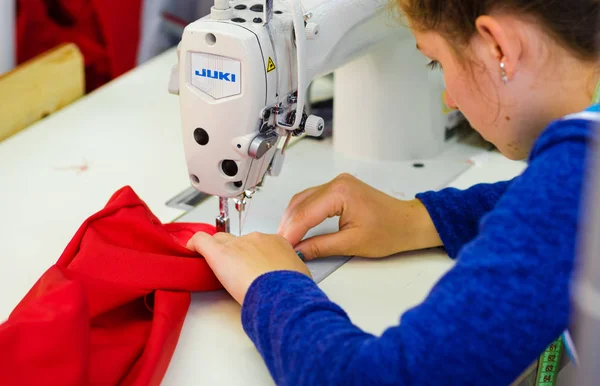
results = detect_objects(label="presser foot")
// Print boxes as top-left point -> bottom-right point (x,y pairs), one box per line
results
216,196 -> 230,233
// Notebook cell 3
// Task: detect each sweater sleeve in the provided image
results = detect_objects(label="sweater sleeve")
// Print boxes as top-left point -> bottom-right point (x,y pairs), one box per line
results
416,180 -> 513,258
241,122 -> 589,386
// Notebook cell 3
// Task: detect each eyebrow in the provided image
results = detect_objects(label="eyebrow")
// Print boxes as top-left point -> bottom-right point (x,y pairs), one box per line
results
416,43 -> 421,51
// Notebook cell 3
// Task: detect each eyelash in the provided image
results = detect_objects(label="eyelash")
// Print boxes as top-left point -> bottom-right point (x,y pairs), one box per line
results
427,60 -> 441,71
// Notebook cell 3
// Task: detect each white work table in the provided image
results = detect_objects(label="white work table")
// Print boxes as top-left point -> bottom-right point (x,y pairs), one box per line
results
0,48 -> 526,384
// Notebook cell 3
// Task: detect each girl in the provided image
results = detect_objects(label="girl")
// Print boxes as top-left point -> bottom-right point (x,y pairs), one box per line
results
187,0 -> 600,384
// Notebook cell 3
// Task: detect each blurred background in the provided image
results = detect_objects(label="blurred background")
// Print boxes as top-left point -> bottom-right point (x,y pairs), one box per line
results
1,0 -> 212,92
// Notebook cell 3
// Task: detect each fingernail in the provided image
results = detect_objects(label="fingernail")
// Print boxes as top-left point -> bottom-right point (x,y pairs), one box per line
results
296,251 -> 306,262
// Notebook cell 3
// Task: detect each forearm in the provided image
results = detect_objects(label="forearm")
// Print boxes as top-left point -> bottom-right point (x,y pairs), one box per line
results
242,271 -> 406,385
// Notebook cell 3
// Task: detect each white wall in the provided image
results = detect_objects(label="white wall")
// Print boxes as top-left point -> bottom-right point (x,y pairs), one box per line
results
0,0 -> 15,75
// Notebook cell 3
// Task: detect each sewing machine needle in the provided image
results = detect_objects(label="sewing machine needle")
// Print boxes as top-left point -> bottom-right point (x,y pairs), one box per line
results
238,208 -> 242,236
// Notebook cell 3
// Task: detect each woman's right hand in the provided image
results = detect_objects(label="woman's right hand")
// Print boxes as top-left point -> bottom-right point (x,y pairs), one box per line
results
277,173 -> 443,261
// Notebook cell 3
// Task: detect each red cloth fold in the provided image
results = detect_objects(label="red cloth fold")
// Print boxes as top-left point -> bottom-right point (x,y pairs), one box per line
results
0,186 -> 221,385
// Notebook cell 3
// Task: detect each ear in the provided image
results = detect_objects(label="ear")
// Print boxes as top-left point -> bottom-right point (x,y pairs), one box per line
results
475,15 -> 522,82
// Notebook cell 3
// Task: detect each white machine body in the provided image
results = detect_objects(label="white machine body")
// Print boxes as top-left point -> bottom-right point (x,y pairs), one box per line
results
170,0 -> 452,200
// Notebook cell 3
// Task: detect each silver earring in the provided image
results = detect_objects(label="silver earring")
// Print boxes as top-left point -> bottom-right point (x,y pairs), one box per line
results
500,62 -> 508,85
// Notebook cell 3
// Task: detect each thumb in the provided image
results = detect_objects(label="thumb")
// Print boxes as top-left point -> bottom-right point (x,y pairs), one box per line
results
279,189 -> 345,246
294,230 -> 357,261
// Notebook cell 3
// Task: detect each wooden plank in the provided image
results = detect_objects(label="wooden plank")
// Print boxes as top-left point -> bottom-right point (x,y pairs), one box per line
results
0,43 -> 85,142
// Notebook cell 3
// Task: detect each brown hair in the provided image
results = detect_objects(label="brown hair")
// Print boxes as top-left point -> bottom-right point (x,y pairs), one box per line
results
397,0 -> 600,62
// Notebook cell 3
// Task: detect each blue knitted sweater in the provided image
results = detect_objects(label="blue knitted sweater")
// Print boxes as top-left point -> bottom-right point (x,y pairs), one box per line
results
241,107 -> 599,385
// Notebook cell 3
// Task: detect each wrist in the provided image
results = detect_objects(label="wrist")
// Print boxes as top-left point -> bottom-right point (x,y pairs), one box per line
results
391,198 -> 443,253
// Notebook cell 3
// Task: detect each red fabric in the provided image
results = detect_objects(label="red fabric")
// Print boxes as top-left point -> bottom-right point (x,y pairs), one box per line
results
0,186 -> 222,385
16,0 -> 142,91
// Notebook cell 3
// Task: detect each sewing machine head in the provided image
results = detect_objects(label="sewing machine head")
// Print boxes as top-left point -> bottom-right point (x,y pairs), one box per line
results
169,1 -> 323,205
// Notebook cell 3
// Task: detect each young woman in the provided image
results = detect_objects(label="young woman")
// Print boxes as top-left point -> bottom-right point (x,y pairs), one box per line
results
187,0 -> 600,384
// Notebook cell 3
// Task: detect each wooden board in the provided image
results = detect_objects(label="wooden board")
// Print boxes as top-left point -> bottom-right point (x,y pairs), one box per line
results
0,43 -> 85,142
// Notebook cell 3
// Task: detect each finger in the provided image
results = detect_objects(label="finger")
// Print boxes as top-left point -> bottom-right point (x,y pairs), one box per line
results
294,229 -> 358,260
186,231 -> 209,250
279,188 -> 344,246
278,186 -> 320,233
186,232 -> 223,259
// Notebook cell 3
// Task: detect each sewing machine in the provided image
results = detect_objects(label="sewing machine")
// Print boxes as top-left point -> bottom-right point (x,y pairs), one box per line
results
168,0 -> 457,233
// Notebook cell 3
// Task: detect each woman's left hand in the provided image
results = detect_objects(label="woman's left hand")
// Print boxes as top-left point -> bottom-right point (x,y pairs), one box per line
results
187,232 -> 311,305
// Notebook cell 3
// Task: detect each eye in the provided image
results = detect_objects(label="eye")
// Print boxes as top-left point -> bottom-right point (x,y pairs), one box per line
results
427,60 -> 441,71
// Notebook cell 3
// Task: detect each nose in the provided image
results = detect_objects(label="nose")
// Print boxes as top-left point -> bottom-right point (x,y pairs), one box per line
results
444,90 -> 458,110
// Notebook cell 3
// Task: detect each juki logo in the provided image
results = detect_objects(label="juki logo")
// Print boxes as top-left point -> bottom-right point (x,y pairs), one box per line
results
195,68 -> 237,82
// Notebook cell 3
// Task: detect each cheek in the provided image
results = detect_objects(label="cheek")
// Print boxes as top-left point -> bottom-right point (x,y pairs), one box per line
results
443,68 -> 476,112
444,72 -> 483,125
443,68 -> 500,140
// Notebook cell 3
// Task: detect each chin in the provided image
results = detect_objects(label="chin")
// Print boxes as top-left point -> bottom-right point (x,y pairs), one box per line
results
498,146 -> 528,161
505,153 -> 527,161
474,128 -> 528,160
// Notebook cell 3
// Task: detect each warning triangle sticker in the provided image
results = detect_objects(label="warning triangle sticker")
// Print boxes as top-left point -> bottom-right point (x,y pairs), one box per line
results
267,57 -> 276,73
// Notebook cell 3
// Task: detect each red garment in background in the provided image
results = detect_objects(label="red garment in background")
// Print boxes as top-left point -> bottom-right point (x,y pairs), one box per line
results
16,0 -> 143,91
0,186 -> 222,385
